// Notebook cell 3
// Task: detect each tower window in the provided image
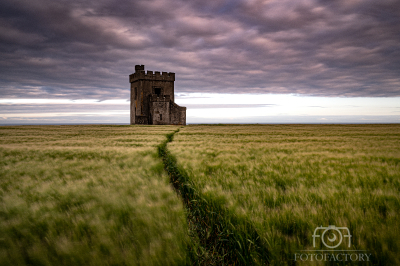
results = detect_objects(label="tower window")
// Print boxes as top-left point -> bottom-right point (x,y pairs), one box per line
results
154,88 -> 161,96
134,87 -> 137,99
160,114 -> 162,121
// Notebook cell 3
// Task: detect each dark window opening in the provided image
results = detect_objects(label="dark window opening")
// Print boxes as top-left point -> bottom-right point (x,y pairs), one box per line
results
154,88 -> 161,96
160,114 -> 162,121
134,87 -> 137,99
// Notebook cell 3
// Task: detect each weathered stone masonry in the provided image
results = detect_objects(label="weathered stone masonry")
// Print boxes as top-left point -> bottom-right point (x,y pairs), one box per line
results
129,65 -> 186,125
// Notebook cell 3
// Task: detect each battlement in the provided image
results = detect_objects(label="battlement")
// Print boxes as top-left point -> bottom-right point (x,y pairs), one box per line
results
130,65 -> 175,82
150,94 -> 171,102
135,65 -> 145,72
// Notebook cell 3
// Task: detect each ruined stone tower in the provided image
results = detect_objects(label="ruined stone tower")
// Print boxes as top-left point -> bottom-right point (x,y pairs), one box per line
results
129,65 -> 186,125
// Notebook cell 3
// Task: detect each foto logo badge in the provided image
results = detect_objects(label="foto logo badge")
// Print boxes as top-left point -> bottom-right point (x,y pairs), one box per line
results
312,225 -> 352,248
294,225 -> 372,262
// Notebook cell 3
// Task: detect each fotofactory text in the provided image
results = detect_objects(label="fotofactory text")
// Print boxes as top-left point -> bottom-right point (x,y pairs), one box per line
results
294,225 -> 372,262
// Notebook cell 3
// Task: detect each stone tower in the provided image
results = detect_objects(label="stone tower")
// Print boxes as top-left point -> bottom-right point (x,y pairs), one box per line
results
129,65 -> 186,125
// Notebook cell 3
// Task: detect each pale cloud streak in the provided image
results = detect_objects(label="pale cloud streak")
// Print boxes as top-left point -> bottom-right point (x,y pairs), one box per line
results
1,94 -> 399,124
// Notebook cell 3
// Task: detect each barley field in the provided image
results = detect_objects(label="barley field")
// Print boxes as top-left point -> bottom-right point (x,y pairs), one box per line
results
168,124 -> 400,265
0,125 -> 191,266
1,124 -> 399,266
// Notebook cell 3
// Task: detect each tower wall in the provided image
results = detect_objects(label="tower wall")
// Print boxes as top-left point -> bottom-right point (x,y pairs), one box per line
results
130,65 -> 185,125
150,95 -> 171,125
170,102 -> 186,125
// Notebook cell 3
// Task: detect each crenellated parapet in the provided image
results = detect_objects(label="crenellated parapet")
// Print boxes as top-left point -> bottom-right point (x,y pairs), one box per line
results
130,69 -> 175,82
149,94 -> 171,102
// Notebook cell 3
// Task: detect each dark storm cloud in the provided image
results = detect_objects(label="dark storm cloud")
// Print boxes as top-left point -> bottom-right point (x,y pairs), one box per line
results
0,0 -> 399,99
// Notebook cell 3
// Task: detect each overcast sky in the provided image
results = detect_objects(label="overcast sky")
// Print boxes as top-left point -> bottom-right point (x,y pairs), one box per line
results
1,0 -> 400,124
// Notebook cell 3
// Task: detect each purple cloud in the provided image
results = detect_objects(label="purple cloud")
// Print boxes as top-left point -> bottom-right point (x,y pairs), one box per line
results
0,0 -> 399,99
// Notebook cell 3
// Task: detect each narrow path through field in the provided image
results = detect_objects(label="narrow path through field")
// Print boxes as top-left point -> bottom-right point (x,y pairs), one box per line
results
157,128 -> 270,265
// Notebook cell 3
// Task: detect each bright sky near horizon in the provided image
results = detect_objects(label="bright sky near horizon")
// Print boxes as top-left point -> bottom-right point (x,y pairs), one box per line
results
1,93 -> 399,124
1,0 -> 400,124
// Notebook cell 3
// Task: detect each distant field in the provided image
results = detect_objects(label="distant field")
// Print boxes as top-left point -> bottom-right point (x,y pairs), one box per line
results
169,124 -> 400,265
0,125 -> 191,265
